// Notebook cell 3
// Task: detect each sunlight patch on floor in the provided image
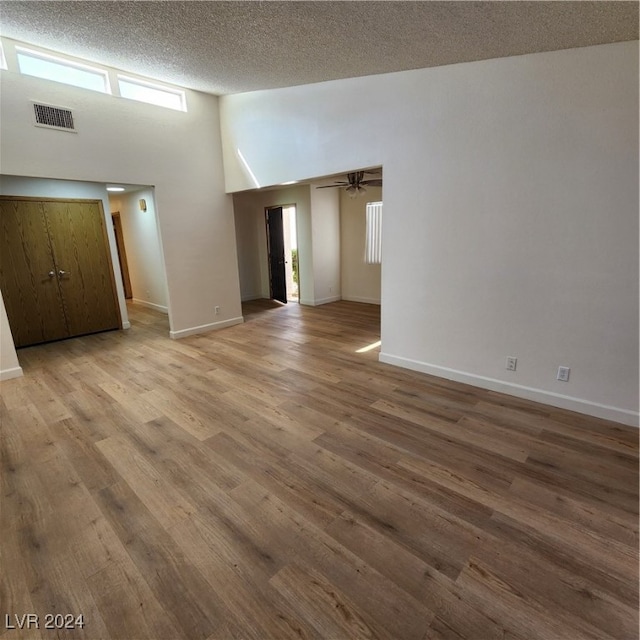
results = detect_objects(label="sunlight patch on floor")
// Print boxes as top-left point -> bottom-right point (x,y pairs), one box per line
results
356,340 -> 381,354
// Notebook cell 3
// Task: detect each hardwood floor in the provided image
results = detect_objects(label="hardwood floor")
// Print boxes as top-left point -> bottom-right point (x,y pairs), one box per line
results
1,299 -> 638,640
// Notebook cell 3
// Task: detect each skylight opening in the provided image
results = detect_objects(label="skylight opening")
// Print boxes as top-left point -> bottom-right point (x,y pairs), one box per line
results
16,47 -> 110,93
117,75 -> 186,111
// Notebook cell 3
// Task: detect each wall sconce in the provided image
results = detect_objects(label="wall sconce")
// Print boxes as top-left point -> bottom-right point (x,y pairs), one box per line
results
139,199 -> 147,211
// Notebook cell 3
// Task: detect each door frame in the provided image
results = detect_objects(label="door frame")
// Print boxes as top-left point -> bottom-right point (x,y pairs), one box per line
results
265,205 -> 287,304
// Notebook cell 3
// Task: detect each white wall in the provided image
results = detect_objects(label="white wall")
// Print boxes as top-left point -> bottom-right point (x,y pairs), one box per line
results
233,192 -> 268,301
0,40 -> 242,344
220,42 -> 639,425
341,187 -> 382,304
110,189 -> 168,312
309,185 -> 341,305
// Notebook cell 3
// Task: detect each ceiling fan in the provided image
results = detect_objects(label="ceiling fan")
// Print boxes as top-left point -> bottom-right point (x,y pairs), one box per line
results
316,170 -> 382,198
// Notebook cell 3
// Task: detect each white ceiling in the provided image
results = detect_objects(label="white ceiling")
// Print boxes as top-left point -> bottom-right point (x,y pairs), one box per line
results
0,1 -> 637,96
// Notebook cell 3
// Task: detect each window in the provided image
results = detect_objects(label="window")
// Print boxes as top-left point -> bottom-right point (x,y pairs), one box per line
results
118,75 -> 186,111
11,41 -> 188,112
365,201 -> 383,264
16,47 -> 110,93
0,42 -> 7,70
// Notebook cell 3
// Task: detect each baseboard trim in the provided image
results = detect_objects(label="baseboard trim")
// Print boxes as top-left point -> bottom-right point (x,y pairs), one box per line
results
308,295 -> 342,306
241,294 -> 264,302
342,296 -> 381,305
378,352 -> 639,428
170,316 -> 243,339
131,299 -> 169,314
1,366 -> 23,381
122,321 -> 131,330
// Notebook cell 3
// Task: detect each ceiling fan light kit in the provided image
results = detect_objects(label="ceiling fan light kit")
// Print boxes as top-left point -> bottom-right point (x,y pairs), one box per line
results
346,184 -> 366,198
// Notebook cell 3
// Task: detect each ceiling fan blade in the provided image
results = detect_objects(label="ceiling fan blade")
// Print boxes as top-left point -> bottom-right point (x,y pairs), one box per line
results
361,179 -> 383,187
316,184 -> 347,189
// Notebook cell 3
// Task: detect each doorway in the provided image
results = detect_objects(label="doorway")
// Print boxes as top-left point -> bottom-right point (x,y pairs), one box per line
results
0,196 -> 121,347
107,188 -> 169,315
265,204 -> 298,304
283,205 -> 298,302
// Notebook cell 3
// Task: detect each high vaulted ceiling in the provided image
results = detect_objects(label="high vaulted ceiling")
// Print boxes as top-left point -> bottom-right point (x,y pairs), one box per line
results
0,1 -> 637,96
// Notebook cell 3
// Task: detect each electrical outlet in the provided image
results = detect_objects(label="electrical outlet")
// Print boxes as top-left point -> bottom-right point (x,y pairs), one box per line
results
557,366 -> 570,382
506,357 -> 517,371
215,306 -> 220,315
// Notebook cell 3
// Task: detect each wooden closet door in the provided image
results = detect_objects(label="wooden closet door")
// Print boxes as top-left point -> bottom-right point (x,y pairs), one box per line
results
43,200 -> 121,337
0,198 -> 70,347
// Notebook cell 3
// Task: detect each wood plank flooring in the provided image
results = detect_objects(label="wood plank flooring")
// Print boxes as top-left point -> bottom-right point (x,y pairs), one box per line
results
1,299 -> 638,640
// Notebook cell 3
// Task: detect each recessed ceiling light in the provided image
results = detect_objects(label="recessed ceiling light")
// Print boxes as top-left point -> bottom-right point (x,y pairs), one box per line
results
281,181 -> 297,185
106,186 -> 125,192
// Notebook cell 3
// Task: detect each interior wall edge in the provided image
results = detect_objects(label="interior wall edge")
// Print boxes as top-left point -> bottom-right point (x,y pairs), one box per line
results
379,352 -> 640,428
241,294 -> 266,302
341,296 -> 381,306
130,299 -> 169,314
0,366 -> 23,381
312,295 -> 342,306
169,315 -> 244,340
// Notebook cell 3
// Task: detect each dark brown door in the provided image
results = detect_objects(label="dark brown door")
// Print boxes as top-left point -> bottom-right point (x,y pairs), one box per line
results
0,198 -> 69,347
266,206 -> 287,304
43,200 -> 120,337
111,212 -> 133,299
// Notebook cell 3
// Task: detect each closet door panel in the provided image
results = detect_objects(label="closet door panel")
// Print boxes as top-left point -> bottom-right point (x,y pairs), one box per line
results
0,198 -> 69,347
44,200 -> 121,337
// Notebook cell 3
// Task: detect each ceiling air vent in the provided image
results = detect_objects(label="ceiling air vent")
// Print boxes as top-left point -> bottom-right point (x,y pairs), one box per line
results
32,102 -> 76,132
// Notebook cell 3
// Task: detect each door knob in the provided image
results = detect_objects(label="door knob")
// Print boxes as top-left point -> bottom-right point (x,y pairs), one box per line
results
58,270 -> 69,277
48,271 -> 55,277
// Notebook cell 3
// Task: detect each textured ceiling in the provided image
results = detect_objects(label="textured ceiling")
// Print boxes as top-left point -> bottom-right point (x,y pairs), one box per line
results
0,1 -> 637,96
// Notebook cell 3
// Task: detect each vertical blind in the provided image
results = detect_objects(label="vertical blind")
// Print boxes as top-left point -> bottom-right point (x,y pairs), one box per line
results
365,201 -> 383,264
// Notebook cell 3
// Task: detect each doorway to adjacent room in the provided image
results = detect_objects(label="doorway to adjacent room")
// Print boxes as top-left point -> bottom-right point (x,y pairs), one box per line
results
265,204 -> 298,303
